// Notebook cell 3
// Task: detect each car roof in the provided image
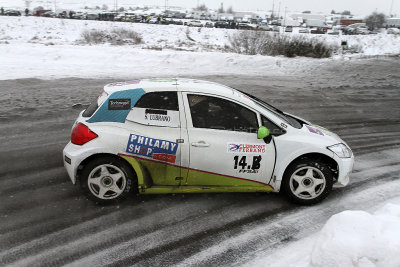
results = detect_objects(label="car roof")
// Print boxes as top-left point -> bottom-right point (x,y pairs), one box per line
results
104,78 -> 233,95
103,78 -> 256,106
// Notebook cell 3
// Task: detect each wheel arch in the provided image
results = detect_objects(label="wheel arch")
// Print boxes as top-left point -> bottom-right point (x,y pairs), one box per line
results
274,151 -> 339,191
76,153 -> 143,186
283,153 -> 339,181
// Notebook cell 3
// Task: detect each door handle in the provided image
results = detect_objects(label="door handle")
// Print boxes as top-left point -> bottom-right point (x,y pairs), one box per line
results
191,142 -> 210,147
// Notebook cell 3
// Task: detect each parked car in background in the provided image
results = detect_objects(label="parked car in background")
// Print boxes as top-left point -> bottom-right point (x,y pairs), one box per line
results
204,21 -> 214,28
148,17 -> 158,24
171,19 -> 184,25
187,20 -> 203,27
72,12 -> 85,19
86,13 -> 99,20
387,28 -> 400,34
354,27 -> 370,35
272,26 -> 280,32
285,26 -> 293,32
114,13 -> 125,21
327,30 -> 340,35
41,11 -> 56,17
238,23 -> 255,30
311,27 -> 327,34
214,21 -> 229,28
298,28 -> 310,33
257,22 -> 272,31
4,9 -> 21,16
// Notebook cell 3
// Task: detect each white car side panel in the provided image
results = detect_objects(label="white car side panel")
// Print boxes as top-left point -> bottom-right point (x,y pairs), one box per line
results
182,92 -> 276,185
127,108 -> 180,128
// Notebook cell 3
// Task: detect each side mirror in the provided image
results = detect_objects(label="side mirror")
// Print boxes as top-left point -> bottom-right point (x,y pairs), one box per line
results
258,126 -> 272,144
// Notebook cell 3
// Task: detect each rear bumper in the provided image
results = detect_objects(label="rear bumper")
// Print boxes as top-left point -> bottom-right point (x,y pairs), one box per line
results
63,142 -> 83,184
63,142 -> 106,184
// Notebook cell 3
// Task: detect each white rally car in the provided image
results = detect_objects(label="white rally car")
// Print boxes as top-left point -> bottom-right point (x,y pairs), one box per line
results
63,78 -> 354,205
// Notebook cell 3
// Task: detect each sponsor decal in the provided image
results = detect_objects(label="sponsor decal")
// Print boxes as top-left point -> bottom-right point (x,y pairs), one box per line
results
306,125 -> 324,136
144,109 -> 171,122
87,88 -> 145,123
227,143 -> 266,154
126,134 -> 178,163
233,155 -> 262,173
64,155 -> 71,164
280,122 -> 288,128
108,98 -> 131,110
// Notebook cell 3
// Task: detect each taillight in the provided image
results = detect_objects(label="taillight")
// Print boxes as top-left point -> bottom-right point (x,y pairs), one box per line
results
71,123 -> 98,145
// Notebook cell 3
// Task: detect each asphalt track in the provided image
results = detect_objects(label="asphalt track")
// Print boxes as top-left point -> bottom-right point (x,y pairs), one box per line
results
1,58 -> 400,266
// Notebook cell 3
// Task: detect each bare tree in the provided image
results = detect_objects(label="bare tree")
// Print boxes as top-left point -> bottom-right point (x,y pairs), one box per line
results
365,12 -> 386,30
218,4 -> 224,13
227,6 -> 234,14
341,10 -> 351,15
102,4 -> 108,11
194,4 -> 208,11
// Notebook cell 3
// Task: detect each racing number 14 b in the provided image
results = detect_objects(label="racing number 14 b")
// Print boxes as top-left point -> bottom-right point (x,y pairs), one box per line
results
233,155 -> 262,170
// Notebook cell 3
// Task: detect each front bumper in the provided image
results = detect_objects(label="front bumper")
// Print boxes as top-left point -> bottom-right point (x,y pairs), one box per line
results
333,154 -> 354,187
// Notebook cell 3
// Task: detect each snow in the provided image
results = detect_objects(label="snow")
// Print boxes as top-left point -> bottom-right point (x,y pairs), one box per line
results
246,198 -> 400,267
311,203 -> 400,267
1,14 -> 400,267
1,16 -> 400,80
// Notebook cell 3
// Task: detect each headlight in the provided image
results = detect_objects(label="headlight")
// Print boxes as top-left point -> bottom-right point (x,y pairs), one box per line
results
328,143 -> 352,158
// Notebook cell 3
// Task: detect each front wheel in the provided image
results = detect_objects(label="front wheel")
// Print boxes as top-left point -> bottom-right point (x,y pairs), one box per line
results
281,159 -> 333,205
80,156 -> 136,203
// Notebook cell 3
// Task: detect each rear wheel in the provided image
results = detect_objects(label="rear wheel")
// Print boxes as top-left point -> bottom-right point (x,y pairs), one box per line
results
80,156 -> 136,203
281,159 -> 333,205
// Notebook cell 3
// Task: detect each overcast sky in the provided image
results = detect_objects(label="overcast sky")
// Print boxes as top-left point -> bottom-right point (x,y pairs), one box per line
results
0,0 -> 398,17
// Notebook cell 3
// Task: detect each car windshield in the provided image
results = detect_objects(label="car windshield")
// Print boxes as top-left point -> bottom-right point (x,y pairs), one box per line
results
235,89 -> 302,128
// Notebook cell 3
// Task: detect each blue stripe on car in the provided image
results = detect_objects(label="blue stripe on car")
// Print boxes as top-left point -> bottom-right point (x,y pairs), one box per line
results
87,88 -> 145,123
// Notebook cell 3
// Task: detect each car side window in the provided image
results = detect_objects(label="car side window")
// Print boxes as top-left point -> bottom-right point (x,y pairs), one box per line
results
135,92 -> 179,111
188,94 -> 258,133
261,115 -> 286,136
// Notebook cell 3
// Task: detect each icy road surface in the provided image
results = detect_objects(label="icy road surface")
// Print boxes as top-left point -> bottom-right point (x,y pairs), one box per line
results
0,58 -> 400,266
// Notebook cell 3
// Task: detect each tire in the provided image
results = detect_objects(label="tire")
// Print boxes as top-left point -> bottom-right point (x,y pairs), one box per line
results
281,159 -> 333,205
80,156 -> 136,203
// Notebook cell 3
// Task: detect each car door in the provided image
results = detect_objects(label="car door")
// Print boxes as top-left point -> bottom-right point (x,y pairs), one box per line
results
124,91 -> 185,186
182,93 -> 276,187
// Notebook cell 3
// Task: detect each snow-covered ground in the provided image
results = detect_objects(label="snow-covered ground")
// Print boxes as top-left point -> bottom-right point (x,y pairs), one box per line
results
248,198 -> 400,267
0,16 -> 400,80
1,15 -> 400,266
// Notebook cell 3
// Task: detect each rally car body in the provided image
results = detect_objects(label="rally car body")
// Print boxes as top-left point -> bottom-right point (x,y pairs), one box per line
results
63,78 -> 354,204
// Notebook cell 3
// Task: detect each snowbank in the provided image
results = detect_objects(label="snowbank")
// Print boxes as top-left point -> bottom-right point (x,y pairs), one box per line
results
311,203 -> 400,267
1,16 -> 399,55
0,42 -> 319,80
0,16 -> 399,80
249,198 -> 400,267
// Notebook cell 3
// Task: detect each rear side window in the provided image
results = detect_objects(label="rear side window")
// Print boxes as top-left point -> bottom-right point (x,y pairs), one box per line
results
135,92 -> 179,111
82,98 -> 99,117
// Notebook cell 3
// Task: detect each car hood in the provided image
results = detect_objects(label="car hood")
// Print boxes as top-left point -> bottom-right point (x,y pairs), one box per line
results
285,113 -> 348,146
